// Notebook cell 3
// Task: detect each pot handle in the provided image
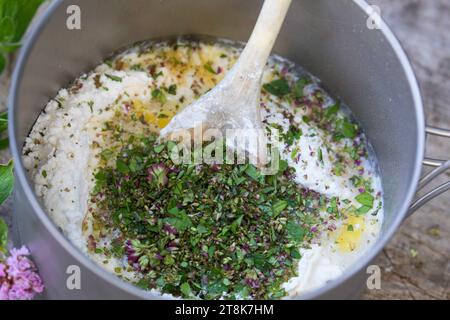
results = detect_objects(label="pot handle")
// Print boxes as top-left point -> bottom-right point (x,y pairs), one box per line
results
408,126 -> 450,216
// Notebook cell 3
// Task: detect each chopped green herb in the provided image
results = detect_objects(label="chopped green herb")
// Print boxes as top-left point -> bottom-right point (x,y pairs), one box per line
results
88,101 -> 94,113
91,135 -> 333,299
105,74 -> 122,82
339,119 -> 357,139
131,64 -> 144,71
263,79 -> 291,97
204,63 -> 217,75
283,126 -> 302,147
293,79 -> 308,99
325,103 -> 340,118
318,148 -> 324,165
355,192 -> 374,208
167,84 -> 177,95
152,89 -> 167,104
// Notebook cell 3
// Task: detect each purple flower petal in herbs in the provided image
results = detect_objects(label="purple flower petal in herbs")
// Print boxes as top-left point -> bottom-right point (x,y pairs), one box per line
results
122,102 -> 132,114
210,163 -> 220,172
283,170 -> 295,180
135,179 -> 141,188
195,165 -> 203,174
166,241 -> 178,252
242,244 -> 250,253
124,240 -> 139,264
147,163 -> 169,187
169,166 -> 180,174
358,149 -> 366,157
87,235 -> 97,252
245,278 -> 260,289
163,224 -> 177,236
358,188 -> 366,194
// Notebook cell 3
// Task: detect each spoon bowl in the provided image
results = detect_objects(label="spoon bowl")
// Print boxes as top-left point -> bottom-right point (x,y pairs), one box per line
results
160,0 -> 292,162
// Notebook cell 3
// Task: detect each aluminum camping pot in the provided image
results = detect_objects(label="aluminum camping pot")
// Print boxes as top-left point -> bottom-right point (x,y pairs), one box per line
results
8,0 -> 450,299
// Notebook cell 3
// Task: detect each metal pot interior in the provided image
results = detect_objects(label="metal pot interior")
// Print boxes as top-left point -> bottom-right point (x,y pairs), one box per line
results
10,0 -> 425,298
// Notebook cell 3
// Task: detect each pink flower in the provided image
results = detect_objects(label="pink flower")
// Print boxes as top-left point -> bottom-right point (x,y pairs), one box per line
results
122,102 -> 132,114
0,246 -> 44,300
0,264 -> 6,278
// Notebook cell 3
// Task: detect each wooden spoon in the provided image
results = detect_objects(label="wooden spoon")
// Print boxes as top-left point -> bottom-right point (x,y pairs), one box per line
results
160,0 -> 292,161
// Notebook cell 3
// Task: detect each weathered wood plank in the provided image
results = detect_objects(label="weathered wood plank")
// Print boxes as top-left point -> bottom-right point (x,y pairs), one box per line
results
363,0 -> 450,300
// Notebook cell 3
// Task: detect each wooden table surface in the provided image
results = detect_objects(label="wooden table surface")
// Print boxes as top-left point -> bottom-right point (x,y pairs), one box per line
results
361,0 -> 450,300
0,0 -> 449,300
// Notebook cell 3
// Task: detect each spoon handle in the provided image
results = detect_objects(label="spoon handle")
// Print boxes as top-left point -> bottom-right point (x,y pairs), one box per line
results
234,0 -> 292,77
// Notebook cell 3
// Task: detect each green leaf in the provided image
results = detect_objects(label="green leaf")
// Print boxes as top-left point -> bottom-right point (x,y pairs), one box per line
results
278,159 -> 288,173
0,112 -> 8,150
154,144 -> 165,154
283,126 -> 302,147
293,79 -> 308,99
263,79 -> 291,97
99,148 -> 114,161
325,103 -> 340,118
286,221 -> 305,241
163,255 -> 175,265
340,120 -> 357,139
0,138 -> 8,150
105,74 -> 122,82
115,159 -> 129,174
0,16 -> 15,43
230,215 -> 244,233
0,217 -> 8,253
167,84 -> 177,95
290,248 -> 301,259
180,282 -> 192,297
0,160 -> 14,205
0,111 -> 8,133
318,148 -> 324,165
250,253 -> 269,271
165,209 -> 192,232
204,63 -> 217,75
245,165 -> 261,181
0,0 -> 45,51
151,88 -> 167,104
356,205 -> 371,215
196,224 -> 208,234
355,192 -> 374,208
0,52 -> 5,74
272,200 -> 288,217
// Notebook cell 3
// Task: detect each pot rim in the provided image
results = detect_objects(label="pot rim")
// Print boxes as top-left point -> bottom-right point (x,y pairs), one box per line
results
8,0 -> 425,300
